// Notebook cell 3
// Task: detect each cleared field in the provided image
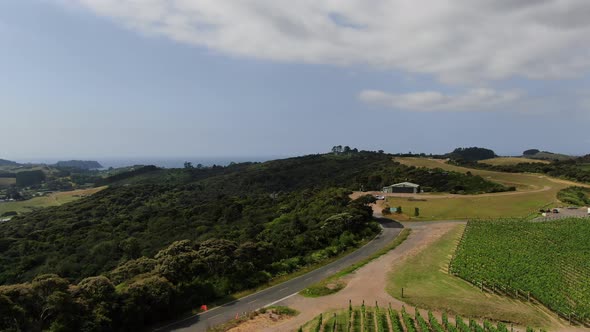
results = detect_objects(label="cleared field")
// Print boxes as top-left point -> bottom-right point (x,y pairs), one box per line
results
479,157 -> 550,166
0,187 -> 105,215
386,194 -> 554,220
389,157 -> 589,220
396,157 -> 562,191
387,224 -> 558,328
0,178 -> 16,186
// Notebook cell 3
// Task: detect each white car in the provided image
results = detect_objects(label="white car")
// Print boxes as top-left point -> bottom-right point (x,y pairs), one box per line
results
374,195 -> 385,200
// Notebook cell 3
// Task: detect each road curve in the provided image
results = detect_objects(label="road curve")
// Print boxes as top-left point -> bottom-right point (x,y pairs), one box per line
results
155,218 -> 403,332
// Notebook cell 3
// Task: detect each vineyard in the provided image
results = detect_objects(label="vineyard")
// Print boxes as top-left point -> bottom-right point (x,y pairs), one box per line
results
450,218 -> 590,325
299,303 -> 545,332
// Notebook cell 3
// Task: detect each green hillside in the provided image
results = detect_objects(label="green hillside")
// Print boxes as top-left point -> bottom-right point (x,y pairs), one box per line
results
0,151 -> 507,331
0,152 -> 507,285
527,151 -> 573,161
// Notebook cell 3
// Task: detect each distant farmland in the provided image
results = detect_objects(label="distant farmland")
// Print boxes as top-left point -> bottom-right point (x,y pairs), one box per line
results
0,178 -> 16,186
479,157 -> 550,166
0,187 -> 105,215
386,157 -> 590,220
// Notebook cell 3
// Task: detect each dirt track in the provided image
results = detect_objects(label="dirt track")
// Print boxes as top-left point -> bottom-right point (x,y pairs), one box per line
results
261,222 -> 460,331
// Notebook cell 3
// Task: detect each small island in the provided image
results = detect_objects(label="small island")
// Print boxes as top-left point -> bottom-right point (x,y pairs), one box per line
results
54,160 -> 103,170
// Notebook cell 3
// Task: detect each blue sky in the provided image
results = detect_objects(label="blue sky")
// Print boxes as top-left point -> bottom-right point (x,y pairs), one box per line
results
1,0 -> 590,160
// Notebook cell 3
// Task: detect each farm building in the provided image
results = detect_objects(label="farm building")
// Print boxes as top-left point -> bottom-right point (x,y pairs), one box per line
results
383,182 -> 421,194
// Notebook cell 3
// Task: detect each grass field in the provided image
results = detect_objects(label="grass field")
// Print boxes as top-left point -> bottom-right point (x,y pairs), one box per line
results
479,157 -> 550,166
388,157 -> 588,220
387,224 -> 557,328
0,187 -> 105,215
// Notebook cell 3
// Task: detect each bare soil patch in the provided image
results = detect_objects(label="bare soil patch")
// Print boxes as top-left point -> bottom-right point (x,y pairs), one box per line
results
225,311 -> 293,332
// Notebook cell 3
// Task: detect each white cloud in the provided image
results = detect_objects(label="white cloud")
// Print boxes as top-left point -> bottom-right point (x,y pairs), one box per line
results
62,0 -> 590,83
359,88 -> 522,112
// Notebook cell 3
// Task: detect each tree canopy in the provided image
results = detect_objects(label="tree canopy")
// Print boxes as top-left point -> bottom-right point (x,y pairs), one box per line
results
446,147 -> 497,162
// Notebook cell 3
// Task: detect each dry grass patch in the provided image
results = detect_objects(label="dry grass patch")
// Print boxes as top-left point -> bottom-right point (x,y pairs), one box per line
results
479,157 -> 550,166
0,187 -> 106,215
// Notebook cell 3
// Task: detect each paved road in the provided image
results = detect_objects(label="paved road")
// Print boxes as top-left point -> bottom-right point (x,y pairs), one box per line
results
155,218 -> 403,332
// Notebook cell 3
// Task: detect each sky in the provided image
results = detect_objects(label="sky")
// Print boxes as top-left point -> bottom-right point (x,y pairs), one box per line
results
1,0 -> 590,160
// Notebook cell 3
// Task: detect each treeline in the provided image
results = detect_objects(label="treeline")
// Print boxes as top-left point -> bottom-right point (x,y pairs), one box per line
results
445,147 -> 497,162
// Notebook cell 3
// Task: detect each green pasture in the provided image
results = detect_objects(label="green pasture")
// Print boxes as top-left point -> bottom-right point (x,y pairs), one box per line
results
479,157 -> 550,166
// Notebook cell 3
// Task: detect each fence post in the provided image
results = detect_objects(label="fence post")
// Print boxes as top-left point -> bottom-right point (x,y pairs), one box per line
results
401,288 -> 404,298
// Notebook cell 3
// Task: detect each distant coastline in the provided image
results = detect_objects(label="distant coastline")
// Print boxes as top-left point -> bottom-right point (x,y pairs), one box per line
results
13,156 -> 287,169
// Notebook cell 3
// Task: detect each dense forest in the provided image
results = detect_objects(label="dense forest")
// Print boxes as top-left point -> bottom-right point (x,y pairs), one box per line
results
15,170 -> 46,187
0,151 -> 507,331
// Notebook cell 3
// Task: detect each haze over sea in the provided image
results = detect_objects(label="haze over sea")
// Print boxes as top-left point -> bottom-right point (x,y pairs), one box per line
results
16,156 -> 285,169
